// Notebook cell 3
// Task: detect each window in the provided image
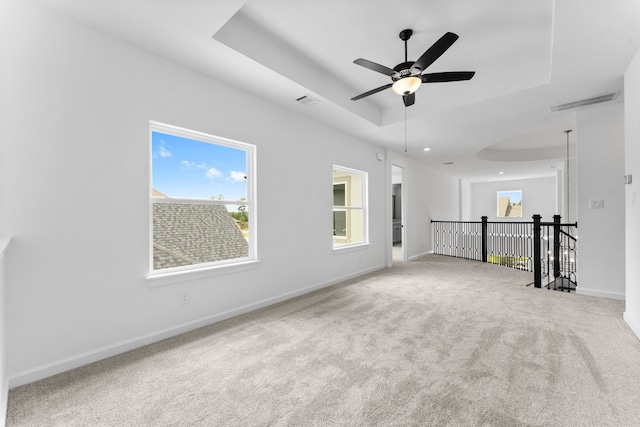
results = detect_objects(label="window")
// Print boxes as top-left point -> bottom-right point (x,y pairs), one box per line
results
333,166 -> 368,248
497,190 -> 522,218
149,121 -> 256,275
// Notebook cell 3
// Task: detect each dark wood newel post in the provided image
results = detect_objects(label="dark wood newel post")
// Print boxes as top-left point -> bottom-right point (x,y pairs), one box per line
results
481,216 -> 488,263
533,214 -> 542,288
553,214 -> 561,280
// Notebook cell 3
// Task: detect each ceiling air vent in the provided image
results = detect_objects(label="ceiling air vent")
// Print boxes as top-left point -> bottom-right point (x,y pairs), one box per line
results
295,95 -> 319,106
550,91 -> 620,113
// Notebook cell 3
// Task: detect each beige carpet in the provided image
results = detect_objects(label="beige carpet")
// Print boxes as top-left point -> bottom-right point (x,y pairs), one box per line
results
6,255 -> 640,426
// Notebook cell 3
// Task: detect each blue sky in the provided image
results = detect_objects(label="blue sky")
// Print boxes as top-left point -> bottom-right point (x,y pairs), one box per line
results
497,190 -> 522,204
152,131 -> 247,201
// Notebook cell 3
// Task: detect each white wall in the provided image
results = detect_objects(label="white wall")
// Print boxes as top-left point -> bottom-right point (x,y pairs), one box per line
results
624,48 -> 640,339
0,239 -> 9,427
0,2 -> 391,386
470,177 -> 558,222
387,153 -> 459,261
460,179 -> 473,221
556,157 -> 578,224
576,103 -> 626,299
0,2 -> 460,388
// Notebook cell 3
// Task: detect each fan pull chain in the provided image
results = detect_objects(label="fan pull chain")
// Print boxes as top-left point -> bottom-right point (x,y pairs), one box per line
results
404,106 -> 407,152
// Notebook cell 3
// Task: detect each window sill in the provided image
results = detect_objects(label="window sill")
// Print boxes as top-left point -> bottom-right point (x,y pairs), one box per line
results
332,242 -> 370,254
146,260 -> 260,288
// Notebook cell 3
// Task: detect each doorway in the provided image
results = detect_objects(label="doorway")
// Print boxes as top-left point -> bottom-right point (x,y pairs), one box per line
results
392,164 -> 405,262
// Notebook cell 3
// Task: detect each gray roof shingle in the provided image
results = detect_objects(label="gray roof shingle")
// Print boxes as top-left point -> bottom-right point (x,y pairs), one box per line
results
153,202 -> 248,270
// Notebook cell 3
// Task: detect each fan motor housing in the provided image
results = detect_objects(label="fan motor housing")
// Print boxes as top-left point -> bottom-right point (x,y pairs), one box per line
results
392,61 -> 419,81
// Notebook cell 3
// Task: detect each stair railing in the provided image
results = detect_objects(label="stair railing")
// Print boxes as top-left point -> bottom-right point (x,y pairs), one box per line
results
432,215 -> 578,290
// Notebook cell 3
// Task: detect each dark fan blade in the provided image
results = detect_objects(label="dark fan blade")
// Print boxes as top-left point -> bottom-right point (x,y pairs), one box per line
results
403,92 -> 415,107
421,71 -> 475,83
410,32 -> 459,73
353,58 -> 396,76
351,83 -> 393,101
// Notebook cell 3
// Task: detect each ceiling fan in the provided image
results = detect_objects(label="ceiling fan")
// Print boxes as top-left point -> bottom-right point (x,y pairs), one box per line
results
351,29 -> 475,107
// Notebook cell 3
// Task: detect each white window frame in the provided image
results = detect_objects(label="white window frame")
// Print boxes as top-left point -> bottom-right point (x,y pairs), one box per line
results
333,165 -> 369,250
146,121 -> 258,286
333,180 -> 348,237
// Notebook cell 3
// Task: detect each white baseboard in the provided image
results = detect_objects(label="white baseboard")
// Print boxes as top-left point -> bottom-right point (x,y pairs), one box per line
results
624,311 -> 640,342
576,287 -> 625,300
8,264 -> 387,389
1,378 -> 7,427
409,250 -> 431,261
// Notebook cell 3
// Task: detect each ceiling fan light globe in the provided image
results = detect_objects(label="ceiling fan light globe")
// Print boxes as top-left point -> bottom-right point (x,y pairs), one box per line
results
392,76 -> 422,96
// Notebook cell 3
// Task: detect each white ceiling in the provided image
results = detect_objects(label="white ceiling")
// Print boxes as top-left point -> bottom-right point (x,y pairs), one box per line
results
34,0 -> 640,183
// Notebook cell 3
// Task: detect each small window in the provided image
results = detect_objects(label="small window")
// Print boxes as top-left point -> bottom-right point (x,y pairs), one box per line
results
497,190 -> 522,218
149,122 -> 256,274
333,166 -> 368,248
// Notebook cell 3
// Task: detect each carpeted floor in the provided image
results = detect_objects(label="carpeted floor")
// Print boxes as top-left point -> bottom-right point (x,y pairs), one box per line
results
6,255 -> 640,426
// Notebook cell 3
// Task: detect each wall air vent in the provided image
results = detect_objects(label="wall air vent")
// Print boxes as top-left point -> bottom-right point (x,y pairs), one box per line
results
444,162 -> 454,165
550,91 -> 620,113
295,95 -> 319,106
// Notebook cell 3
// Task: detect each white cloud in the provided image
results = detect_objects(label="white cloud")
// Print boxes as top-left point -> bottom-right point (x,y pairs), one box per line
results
158,146 -> 172,158
196,163 -> 208,170
181,160 -> 195,168
228,171 -> 246,182
206,167 -> 222,179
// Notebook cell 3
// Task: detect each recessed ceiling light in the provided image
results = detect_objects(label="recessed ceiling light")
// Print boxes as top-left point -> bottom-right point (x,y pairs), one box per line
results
499,171 -> 504,174
423,148 -> 431,152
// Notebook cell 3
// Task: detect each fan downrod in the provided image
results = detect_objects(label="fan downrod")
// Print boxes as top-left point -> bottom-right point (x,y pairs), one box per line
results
399,29 -> 413,63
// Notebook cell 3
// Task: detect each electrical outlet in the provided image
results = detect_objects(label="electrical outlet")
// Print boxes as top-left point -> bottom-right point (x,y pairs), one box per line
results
589,199 -> 604,209
180,292 -> 190,305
